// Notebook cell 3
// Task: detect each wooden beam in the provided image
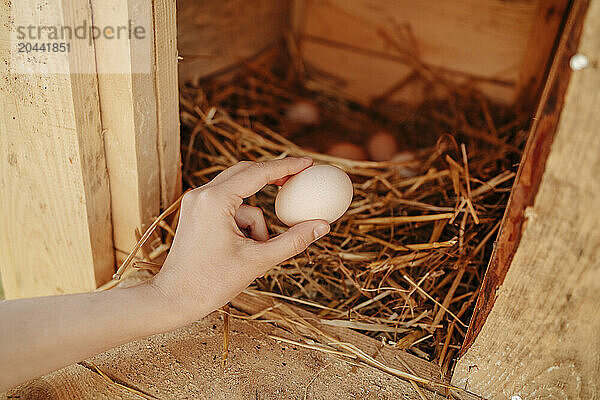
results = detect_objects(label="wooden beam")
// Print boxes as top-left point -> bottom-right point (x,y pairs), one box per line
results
0,1 -> 114,298
177,0 -> 290,84
91,0 -> 181,256
298,0 -> 545,105
152,0 -> 181,210
452,1 -> 600,398
91,0 -> 161,257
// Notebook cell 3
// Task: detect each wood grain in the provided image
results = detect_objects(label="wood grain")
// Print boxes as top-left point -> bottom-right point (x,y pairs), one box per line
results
152,0 -> 181,210
298,0 -> 551,104
91,0 -> 181,255
177,0 -> 291,84
514,0 -> 570,110
231,292 -> 482,400
2,364 -> 139,400
460,0 -> 589,356
0,1 -> 114,298
302,39 -> 515,106
91,0 -> 162,255
5,312 -> 473,400
452,1 -> 600,398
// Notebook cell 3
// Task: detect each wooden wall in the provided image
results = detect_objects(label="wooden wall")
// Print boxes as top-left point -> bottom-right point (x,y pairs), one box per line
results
0,1 -> 114,298
177,0 -> 291,84
177,0 -> 567,109
0,0 -> 180,298
295,0 -> 567,108
453,1 -> 600,398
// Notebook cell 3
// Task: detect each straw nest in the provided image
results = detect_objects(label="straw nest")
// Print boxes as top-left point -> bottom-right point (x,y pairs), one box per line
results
105,43 -> 528,385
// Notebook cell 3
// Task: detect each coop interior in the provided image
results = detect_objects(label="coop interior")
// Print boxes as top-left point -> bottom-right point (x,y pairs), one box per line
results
167,0 -> 568,376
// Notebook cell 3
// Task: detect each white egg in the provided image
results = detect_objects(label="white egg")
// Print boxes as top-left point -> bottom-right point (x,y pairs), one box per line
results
275,165 -> 353,226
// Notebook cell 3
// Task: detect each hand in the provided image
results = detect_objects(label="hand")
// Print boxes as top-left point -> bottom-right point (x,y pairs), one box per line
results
150,157 -> 330,325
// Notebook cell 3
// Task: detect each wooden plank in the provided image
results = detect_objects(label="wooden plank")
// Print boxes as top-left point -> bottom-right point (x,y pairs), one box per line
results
2,363 -> 140,400
291,0 -> 308,35
302,40 -> 515,106
6,312 -> 462,399
91,0 -> 162,255
5,295 -> 479,398
177,0 -> 291,84
0,1 -> 114,298
452,1 -> 600,398
460,0 -> 589,357
514,0 -> 570,110
299,0 -> 547,104
152,0 -> 181,210
231,292 -> 482,400
91,0 -> 181,255
86,312 -> 460,400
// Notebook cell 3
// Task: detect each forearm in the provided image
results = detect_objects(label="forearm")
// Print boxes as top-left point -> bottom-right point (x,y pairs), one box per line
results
0,158 -> 328,392
0,283 -> 198,391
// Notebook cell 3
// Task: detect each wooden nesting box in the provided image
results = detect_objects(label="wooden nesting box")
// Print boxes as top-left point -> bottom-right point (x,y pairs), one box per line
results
1,0 -> 599,399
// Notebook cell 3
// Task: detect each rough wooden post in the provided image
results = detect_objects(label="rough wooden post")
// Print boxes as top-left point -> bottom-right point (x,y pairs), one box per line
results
91,0 -> 180,259
0,1 -> 114,298
0,0 -> 180,297
452,2 -> 600,398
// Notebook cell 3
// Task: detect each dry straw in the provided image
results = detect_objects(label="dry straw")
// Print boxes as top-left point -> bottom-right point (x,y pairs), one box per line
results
104,39 -> 528,391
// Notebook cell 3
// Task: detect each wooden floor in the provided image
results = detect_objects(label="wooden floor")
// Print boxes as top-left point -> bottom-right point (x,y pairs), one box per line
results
2,305 -> 482,400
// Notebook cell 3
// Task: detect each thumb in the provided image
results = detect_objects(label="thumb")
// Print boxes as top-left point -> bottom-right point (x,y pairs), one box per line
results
250,220 -> 330,269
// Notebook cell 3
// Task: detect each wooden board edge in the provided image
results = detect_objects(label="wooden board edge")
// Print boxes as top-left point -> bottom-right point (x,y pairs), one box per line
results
452,0 -> 600,394
70,73 -> 116,288
459,0 -> 590,356
152,0 -> 182,209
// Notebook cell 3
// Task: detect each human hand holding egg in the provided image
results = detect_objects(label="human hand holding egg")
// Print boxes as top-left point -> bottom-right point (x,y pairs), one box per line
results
275,164 -> 354,226
151,157 -> 352,326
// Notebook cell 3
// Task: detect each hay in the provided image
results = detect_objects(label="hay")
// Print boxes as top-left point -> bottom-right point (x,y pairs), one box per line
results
106,42 -> 528,382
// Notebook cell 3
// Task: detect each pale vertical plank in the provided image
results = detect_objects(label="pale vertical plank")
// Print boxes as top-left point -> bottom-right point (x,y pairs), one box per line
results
90,0 -> 180,256
90,0 -> 162,255
152,0 -> 181,209
0,1 -> 114,298
452,2 -> 600,398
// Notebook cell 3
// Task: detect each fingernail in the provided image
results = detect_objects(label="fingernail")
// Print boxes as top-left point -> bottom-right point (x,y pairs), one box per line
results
301,156 -> 313,163
314,223 -> 330,239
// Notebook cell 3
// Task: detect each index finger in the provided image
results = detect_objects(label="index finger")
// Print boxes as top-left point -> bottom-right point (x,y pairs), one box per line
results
219,157 -> 313,199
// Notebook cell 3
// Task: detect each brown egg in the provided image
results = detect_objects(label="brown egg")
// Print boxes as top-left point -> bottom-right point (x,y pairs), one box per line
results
391,151 -> 419,178
367,131 -> 399,161
326,142 -> 367,160
285,100 -> 320,125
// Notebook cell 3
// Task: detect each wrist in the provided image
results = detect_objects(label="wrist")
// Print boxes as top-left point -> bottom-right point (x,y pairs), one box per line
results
145,274 -> 212,329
